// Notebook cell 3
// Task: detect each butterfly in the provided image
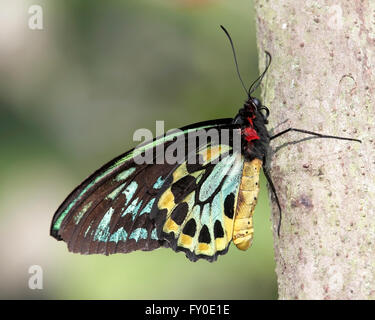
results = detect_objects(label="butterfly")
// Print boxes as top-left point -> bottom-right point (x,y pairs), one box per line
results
50,26 -> 361,262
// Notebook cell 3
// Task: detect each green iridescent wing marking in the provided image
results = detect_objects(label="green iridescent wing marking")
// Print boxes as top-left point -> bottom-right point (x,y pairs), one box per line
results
51,119 -> 242,260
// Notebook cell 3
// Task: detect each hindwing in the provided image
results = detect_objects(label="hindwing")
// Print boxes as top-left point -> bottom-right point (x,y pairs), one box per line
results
152,147 -> 244,261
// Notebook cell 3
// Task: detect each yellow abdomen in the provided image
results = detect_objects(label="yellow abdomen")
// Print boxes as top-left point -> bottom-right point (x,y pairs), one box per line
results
232,158 -> 262,251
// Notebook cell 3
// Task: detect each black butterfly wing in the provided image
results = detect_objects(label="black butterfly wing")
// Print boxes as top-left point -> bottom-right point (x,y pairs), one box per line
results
51,119 -> 241,260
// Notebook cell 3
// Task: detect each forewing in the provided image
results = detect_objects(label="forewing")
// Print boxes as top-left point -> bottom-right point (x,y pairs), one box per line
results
50,119 -> 238,257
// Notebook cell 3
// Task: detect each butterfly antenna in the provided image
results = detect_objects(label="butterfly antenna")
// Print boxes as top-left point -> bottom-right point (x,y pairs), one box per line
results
220,25 -> 249,97
248,51 -> 272,95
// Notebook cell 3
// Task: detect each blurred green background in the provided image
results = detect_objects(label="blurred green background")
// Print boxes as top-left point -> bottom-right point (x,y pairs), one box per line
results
0,0 -> 277,299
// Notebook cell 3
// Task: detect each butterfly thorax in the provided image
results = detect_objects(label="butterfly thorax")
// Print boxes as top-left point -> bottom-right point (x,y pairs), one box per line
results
233,97 -> 269,162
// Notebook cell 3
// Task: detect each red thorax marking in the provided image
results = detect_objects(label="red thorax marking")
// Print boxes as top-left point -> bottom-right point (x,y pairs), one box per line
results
242,115 -> 260,142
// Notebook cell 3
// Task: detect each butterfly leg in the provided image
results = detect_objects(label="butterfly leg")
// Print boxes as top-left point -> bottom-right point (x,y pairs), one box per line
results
268,127 -> 361,235
270,128 -> 361,143
263,167 -> 282,237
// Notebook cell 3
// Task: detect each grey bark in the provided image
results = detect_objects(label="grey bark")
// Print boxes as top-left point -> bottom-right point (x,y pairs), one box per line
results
254,0 -> 375,299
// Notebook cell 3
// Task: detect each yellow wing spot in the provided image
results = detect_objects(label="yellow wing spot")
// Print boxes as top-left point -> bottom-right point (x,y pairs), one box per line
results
195,173 -> 204,184
163,217 -> 179,233
199,145 -> 231,165
224,216 -> 234,240
196,243 -> 211,254
178,234 -> 193,248
172,163 -> 189,182
215,237 -> 227,251
190,170 -> 204,180
158,188 -> 175,212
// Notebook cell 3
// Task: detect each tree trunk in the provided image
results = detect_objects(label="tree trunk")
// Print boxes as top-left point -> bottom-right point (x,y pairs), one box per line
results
254,0 -> 375,299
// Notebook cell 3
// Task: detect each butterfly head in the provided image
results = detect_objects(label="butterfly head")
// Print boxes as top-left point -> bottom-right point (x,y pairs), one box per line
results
244,96 -> 270,125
